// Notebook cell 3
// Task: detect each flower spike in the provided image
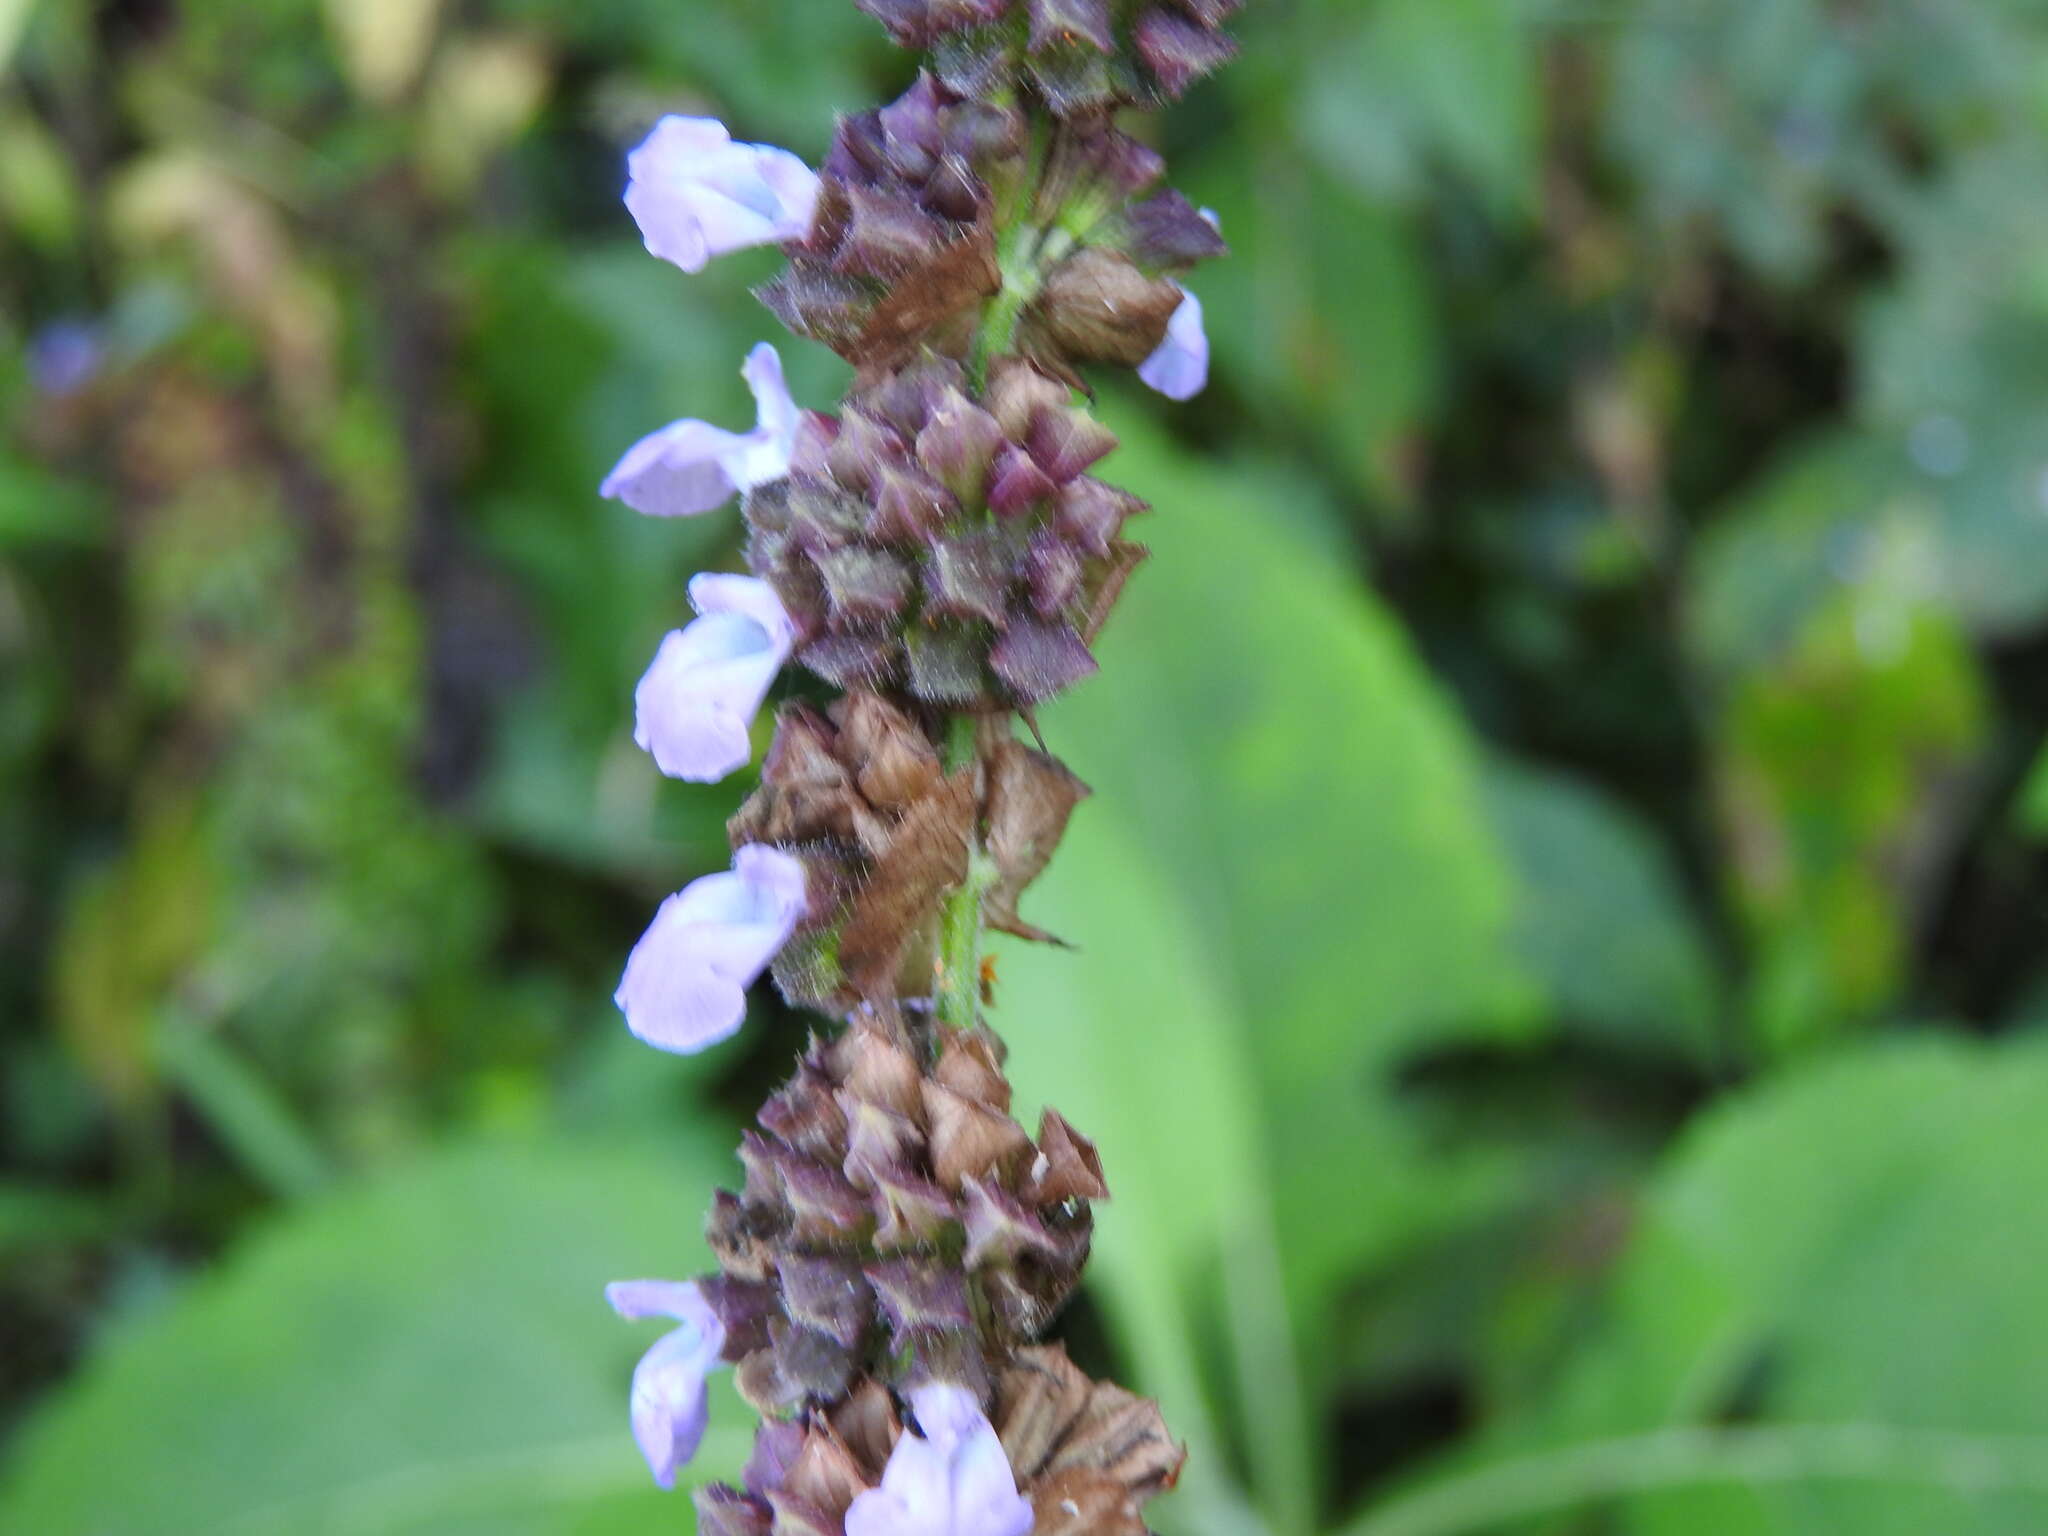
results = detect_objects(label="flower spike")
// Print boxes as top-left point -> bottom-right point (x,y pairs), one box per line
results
598,0 -> 1232,1520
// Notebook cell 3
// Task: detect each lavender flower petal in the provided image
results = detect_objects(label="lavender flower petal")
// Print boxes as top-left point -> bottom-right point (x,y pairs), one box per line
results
625,115 -> 820,274
601,418 -> 756,518
615,845 -> 808,1053
605,1279 -> 728,1489
844,1383 -> 1035,1536
602,343 -> 801,518
1137,285 -> 1208,401
633,573 -> 796,782
606,1279 -> 714,1323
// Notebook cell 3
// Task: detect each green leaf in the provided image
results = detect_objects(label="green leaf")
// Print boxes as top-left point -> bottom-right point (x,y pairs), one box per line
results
995,414 -> 1532,1532
1300,0 -> 1540,219
1479,755 -> 1720,1062
0,451 -> 105,548
1850,143 -> 2048,638
1044,409 -> 1532,1304
0,1130 -> 748,1534
1182,156 -> 1438,506
997,818 -> 1285,1536
1720,585 -> 1985,1052
1354,1038 -> 2048,1535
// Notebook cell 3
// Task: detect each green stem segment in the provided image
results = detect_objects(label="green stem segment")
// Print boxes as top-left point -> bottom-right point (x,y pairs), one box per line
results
966,117 -> 1059,392
968,226 -> 1040,393
935,713 -> 991,1032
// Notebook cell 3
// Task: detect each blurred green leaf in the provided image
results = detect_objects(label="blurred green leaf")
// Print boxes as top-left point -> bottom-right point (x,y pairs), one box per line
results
1299,0 -> 1539,218
1359,1037 -> 2048,1535
0,1130 -> 748,1534
0,453 -> 106,548
0,1182 -> 113,1258
1479,756 -> 1720,1062
50,800 -> 214,1117
1716,579 -> 1985,1053
997,414 -> 1532,1532
998,818 -> 1286,1536
1185,156 -> 1438,505
1604,0 -> 2033,282
1686,432 -> 1900,680
1850,143 -> 2048,638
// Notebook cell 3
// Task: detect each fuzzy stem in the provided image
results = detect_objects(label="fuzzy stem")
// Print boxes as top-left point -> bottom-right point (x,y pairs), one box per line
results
969,230 -> 1039,393
966,114 -> 1056,392
935,713 -> 990,1031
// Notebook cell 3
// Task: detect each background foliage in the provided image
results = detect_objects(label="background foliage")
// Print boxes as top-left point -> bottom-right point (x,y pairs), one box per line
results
7,0 -> 2048,1531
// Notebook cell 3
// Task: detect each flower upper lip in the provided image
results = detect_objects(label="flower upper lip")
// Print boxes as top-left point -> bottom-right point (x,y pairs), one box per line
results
601,342 -> 802,519
624,115 -> 820,275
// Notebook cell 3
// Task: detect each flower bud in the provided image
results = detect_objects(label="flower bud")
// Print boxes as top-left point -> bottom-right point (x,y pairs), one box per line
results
1026,405 -> 1119,483
941,100 -> 1027,169
869,460 -> 958,543
926,530 -> 1014,626
986,357 -> 1071,440
758,264 -> 884,356
878,73 -> 946,176
1024,531 -> 1085,615
852,0 -> 937,46
1027,0 -> 1114,54
841,185 -> 954,279
799,628 -> 903,691
916,387 -> 1008,502
790,412 -> 841,479
987,445 -> 1059,519
1135,6 -> 1238,96
1026,43 -> 1120,117
816,545 -> 914,622
933,23 -> 1017,100
989,619 -> 1097,703
906,623 -> 992,705
1056,476 -> 1145,556
1121,188 -> 1229,269
1030,246 -> 1185,368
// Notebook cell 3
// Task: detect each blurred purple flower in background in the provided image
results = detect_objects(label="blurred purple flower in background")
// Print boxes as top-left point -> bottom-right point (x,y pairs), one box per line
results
633,572 -> 795,782
844,1383 -> 1035,1536
615,844 -> 807,1052
602,343 -> 800,518
605,1280 -> 728,1488
625,115 -> 819,274
28,321 -> 103,399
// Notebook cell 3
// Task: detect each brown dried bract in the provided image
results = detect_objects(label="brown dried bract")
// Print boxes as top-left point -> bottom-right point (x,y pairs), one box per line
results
983,737 -> 1091,942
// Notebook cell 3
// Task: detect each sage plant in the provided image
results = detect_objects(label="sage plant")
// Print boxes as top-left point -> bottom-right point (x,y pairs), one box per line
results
601,5 -> 1235,1530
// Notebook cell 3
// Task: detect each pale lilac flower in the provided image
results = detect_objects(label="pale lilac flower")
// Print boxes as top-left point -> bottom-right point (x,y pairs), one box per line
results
602,343 -> 801,518
634,573 -> 795,782
845,1383 -> 1035,1536
615,844 -> 807,1053
1137,285 -> 1207,401
624,115 -> 819,274
605,1279 -> 727,1489
30,321 -> 102,398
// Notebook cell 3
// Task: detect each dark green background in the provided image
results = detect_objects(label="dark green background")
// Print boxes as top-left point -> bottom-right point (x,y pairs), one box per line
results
7,1 -> 2048,1531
